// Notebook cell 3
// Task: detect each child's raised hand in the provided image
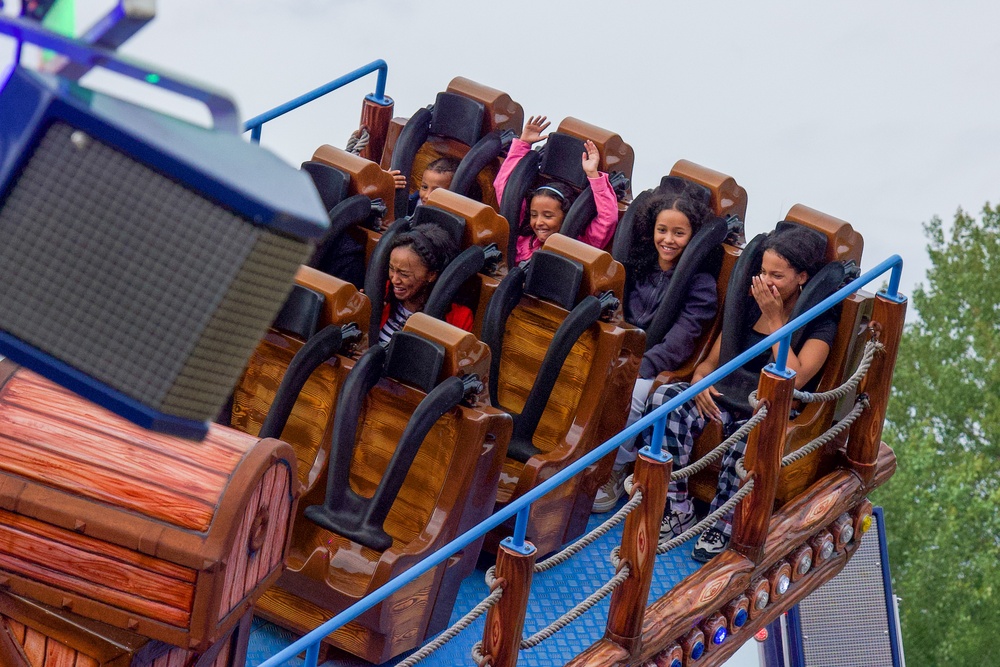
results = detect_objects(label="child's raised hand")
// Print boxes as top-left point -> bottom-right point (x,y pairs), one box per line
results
388,169 -> 408,191
521,115 -> 551,144
581,140 -> 600,178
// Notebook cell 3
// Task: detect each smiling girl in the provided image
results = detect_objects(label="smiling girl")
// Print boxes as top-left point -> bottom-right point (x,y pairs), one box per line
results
494,115 -> 619,262
592,190 -> 718,512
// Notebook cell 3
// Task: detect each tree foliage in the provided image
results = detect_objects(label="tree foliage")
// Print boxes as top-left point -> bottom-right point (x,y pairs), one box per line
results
873,203 -> 1000,666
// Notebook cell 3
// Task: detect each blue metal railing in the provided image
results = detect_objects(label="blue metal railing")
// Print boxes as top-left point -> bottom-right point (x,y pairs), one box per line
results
243,60 -> 389,144
258,254 -> 905,667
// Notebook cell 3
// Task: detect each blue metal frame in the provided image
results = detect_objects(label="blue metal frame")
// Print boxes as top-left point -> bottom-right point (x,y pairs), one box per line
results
874,506 -> 904,667
243,60 -> 390,144
0,14 -> 240,132
258,255 -> 905,667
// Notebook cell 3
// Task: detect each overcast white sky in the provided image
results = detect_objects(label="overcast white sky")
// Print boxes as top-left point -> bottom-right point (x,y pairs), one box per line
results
6,3 -> 953,663
5,0 -> 1000,312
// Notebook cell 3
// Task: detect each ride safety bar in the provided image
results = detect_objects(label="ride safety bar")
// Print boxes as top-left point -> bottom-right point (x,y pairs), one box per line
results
243,59 -> 389,143
257,253 -> 904,667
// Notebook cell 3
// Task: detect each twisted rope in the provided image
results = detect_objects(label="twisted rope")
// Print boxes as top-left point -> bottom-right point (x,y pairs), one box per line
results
781,395 -> 870,467
396,585 -> 503,667
748,339 -> 883,408
346,127 -> 370,155
670,405 -> 769,481
519,565 -> 631,649
794,339 -> 883,403
534,492 -> 643,573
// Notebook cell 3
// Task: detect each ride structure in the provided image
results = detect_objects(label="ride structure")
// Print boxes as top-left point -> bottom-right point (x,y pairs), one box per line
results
0,7 -> 906,667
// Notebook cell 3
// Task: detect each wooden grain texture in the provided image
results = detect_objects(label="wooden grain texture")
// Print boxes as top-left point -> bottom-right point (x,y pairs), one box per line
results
847,294 -> 906,486
481,542 -> 537,667
731,369 -> 794,564
0,372 -> 255,533
604,451 -> 670,655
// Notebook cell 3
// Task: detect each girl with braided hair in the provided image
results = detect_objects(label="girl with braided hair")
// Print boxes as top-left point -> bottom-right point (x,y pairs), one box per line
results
378,223 -> 474,345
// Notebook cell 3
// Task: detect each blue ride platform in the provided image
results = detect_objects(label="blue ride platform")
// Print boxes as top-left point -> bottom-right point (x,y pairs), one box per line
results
245,496 -> 701,666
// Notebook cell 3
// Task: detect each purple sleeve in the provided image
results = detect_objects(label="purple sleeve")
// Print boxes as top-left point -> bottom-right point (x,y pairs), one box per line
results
577,171 -> 620,250
493,138 -> 532,207
639,272 -> 718,378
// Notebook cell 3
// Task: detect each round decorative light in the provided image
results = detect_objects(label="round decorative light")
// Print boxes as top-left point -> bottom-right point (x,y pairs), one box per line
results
840,524 -> 855,544
713,627 -> 728,645
776,574 -> 791,595
754,627 -> 769,642
691,641 -> 705,660
734,608 -> 749,627
670,660 -> 682,667
820,540 -> 835,560
755,589 -> 769,609
797,554 -> 812,575
861,514 -> 873,534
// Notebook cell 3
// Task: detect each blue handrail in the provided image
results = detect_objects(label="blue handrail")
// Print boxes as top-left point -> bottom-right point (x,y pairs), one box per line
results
243,60 -> 389,144
258,254 -> 905,667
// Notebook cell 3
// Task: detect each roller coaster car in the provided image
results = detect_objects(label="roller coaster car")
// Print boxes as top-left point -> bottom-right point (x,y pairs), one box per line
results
254,314 -> 513,664
309,144 -> 398,262
381,77 -> 525,213
482,235 -> 645,557
230,266 -> 370,494
498,118 -> 634,265
362,196 -> 505,340
687,206 -> 870,506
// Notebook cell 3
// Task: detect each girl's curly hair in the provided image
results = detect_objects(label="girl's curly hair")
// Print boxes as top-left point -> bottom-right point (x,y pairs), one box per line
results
625,191 -> 711,280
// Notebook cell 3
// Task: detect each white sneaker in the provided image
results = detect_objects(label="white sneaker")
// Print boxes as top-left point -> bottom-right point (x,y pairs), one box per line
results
592,466 -> 628,513
660,508 -> 697,541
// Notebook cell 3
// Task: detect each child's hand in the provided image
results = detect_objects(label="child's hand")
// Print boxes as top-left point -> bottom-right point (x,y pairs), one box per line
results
751,275 -> 785,328
581,140 -> 600,178
389,169 -> 408,190
521,115 -> 551,144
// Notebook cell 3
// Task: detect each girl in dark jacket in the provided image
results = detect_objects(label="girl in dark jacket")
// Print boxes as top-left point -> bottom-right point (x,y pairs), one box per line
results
593,190 -> 718,512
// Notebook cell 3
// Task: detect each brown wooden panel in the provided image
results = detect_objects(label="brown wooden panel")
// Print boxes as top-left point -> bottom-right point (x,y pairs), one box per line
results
311,145 -> 397,220
445,77 -> 524,136
670,159 -> 749,220
556,117 -> 634,185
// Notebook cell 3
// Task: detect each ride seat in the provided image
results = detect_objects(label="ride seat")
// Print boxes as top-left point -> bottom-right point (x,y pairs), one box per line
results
383,82 -> 524,215
310,144 -> 398,263
230,266 -> 370,494
482,235 -> 645,556
255,313 -> 512,664
498,118 -> 633,265
686,208 -> 869,506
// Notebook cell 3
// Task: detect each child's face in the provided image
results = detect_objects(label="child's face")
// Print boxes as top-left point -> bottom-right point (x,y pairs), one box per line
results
419,169 -> 453,204
757,249 -> 808,304
653,208 -> 692,271
529,194 -> 565,244
388,245 -> 436,307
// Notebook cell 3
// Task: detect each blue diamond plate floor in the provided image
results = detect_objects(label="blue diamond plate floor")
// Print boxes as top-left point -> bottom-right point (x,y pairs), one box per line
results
246,496 -> 702,667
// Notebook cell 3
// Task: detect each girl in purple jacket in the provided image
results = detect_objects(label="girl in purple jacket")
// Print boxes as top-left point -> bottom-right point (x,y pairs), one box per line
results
494,115 -> 620,262
592,190 -> 718,512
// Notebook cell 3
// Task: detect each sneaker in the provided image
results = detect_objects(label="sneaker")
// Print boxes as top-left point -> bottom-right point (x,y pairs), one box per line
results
592,466 -> 628,513
692,527 -> 729,562
660,508 -> 697,541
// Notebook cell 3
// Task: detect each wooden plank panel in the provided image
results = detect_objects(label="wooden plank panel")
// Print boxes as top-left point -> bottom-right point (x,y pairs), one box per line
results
0,522 -> 193,610
221,482 -> 258,614
0,434 -> 216,532
0,553 -> 190,627
43,636 -> 77,667
22,626 -> 46,664
3,373 -> 249,461
0,404 -> 229,505
0,510 -> 195,583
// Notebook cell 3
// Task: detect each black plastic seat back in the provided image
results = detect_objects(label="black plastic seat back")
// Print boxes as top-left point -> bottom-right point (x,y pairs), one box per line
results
429,92 -> 486,147
410,205 -> 467,248
271,284 -> 324,340
302,161 -> 350,211
524,250 -> 584,310
539,133 -> 588,189
450,130 -> 504,199
384,331 -> 446,393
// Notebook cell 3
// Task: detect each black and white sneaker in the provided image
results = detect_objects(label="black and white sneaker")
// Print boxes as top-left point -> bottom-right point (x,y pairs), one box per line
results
691,527 -> 729,562
660,508 -> 697,541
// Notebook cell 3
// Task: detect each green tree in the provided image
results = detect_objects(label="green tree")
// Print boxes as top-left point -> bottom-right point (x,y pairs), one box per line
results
873,203 -> 1000,666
